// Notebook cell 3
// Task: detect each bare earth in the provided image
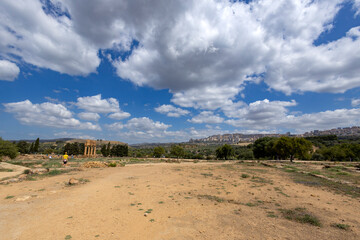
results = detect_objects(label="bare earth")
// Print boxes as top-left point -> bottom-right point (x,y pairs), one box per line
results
0,162 -> 359,240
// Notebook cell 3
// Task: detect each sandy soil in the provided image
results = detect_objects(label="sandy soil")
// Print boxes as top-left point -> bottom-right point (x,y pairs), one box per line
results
0,162 -> 359,240
0,162 -> 29,179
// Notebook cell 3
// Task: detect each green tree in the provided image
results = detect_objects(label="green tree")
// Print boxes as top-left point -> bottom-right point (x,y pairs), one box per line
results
106,142 -> 111,156
273,137 -> 294,160
101,145 -> 109,157
253,137 -> 276,159
110,144 -> 129,157
70,142 -> 80,155
79,143 -> 85,155
34,138 -> 40,153
273,137 -> 312,162
0,138 -> 18,160
29,142 -> 34,153
293,138 -> 313,160
153,146 -> 165,158
170,145 -> 185,159
216,144 -> 234,160
63,143 -> 71,154
16,141 -> 29,154
320,143 -> 360,161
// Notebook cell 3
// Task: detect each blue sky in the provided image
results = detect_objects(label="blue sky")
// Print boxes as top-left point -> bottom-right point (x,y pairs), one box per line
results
1,0 -> 360,144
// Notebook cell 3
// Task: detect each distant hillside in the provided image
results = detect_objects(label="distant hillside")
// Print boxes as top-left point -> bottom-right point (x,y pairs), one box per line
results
190,126 -> 360,144
189,133 -> 289,144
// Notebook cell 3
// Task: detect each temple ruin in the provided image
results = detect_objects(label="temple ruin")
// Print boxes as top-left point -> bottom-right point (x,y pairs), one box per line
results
84,139 -> 96,157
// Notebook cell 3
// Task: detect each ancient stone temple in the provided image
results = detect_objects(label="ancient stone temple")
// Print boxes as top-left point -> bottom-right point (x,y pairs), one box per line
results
84,140 -> 96,157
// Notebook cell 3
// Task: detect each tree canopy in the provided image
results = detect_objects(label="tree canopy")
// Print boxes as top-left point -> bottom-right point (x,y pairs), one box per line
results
170,145 -> 185,158
153,146 -> 165,158
0,138 -> 18,160
216,144 -> 234,160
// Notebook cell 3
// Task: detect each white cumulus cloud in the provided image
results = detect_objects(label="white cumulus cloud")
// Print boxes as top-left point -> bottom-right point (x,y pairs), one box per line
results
0,0 -> 100,76
225,99 -> 360,133
154,104 -> 190,117
188,111 -> 224,124
351,98 -> 360,107
76,94 -> 123,114
0,60 -> 20,81
108,112 -> 131,120
78,112 -> 100,121
3,100 -> 101,130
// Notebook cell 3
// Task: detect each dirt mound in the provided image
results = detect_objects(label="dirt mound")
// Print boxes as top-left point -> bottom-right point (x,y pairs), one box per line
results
82,161 -> 108,168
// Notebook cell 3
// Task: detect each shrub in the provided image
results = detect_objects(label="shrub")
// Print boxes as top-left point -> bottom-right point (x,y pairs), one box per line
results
0,138 -> 18,159
108,162 -> 117,167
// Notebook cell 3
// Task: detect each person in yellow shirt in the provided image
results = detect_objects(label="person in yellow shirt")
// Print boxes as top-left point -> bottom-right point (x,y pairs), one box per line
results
63,152 -> 69,166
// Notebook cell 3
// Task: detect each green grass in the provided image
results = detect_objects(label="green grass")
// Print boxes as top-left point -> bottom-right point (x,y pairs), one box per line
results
289,171 -> 360,198
251,176 -> 273,184
245,202 -> 257,207
78,178 -> 90,183
201,173 -> 213,177
0,168 -> 13,172
145,209 -> 153,214
331,223 -> 350,230
45,169 -> 72,176
267,211 -> 278,218
5,195 -> 14,199
283,165 -> 300,173
280,208 -> 321,227
108,162 -> 117,167
42,161 -> 63,168
274,187 -> 290,197
197,194 -> 224,203
336,171 -> 350,176
149,219 -> 155,222
241,174 -> 250,178
158,201 -> 164,204
65,235 -> 72,239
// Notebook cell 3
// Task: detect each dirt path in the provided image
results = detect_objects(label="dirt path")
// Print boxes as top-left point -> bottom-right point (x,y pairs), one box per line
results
0,162 -> 359,240
0,162 -> 29,180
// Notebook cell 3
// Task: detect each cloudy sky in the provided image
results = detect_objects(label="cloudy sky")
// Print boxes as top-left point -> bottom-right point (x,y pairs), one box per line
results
1,0 -> 360,144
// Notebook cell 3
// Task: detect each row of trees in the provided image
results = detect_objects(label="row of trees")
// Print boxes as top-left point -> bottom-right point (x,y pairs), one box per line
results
147,136 -> 358,162
101,143 -> 128,157
16,138 -> 40,154
253,136 -> 313,161
313,143 -> 360,161
63,142 -> 85,155
1,135 -> 358,162
1,137 -> 42,160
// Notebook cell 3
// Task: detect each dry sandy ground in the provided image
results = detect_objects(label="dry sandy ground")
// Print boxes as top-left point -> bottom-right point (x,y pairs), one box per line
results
0,162 -> 29,179
0,162 -> 359,240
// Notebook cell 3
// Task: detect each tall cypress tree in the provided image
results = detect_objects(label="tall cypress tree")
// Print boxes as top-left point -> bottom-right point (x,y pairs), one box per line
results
34,138 -> 40,153
29,142 -> 34,153
101,145 -> 108,157
106,142 -> 111,156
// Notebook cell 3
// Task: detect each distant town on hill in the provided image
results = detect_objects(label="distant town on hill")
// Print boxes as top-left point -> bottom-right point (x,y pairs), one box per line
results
189,126 -> 360,144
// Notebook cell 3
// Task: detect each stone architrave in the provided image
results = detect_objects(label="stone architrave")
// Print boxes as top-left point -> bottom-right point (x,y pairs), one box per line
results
84,140 -> 97,157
